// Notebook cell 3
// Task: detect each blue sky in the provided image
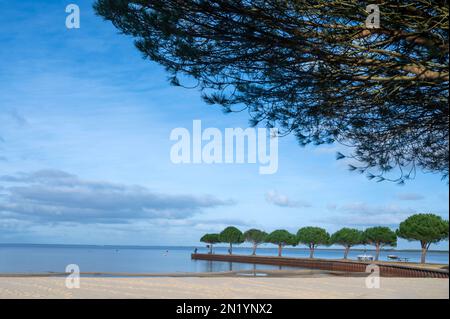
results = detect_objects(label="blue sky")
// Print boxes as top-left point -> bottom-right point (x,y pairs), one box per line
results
0,0 -> 448,249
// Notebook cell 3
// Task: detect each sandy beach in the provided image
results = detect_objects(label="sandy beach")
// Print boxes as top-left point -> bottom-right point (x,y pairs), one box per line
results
0,275 -> 448,299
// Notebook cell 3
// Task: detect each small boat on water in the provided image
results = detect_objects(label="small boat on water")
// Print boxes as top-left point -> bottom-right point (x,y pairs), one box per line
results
387,255 -> 409,262
357,254 -> 374,261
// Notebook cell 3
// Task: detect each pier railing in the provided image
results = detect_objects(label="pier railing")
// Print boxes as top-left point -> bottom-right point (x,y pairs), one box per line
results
191,253 -> 449,278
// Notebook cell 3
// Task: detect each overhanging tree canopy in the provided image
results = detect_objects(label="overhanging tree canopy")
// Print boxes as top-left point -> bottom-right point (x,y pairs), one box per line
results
94,0 -> 449,183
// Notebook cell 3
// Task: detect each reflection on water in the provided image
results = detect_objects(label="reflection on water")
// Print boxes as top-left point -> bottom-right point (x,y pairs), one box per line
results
196,259 -> 298,273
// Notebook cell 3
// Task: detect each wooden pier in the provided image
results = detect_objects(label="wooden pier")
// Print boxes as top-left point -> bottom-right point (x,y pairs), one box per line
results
191,253 -> 449,278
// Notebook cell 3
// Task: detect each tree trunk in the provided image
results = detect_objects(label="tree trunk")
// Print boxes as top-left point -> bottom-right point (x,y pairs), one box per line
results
421,241 -> 428,264
421,247 -> 427,264
210,244 -> 213,254
344,246 -> 350,259
252,243 -> 257,255
229,243 -> 232,255
375,243 -> 380,261
309,244 -> 315,258
278,244 -> 282,257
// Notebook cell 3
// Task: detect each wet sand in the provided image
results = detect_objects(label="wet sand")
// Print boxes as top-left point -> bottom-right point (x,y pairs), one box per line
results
0,273 -> 447,299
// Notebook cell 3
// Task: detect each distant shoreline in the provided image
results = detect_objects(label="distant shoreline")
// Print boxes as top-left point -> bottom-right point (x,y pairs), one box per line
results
0,243 -> 448,253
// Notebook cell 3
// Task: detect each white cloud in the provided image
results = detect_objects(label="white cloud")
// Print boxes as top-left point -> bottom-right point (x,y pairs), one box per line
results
265,190 -> 311,208
0,170 -> 235,224
318,202 -> 417,227
395,193 -> 425,201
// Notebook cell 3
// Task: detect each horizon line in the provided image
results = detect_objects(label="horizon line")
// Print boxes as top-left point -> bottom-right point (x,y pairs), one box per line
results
0,242 -> 448,253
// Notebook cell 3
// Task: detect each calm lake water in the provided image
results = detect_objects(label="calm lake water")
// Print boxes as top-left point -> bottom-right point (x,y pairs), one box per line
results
0,244 -> 448,274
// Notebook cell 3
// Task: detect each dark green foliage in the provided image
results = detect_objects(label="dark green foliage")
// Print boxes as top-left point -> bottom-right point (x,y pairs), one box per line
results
331,228 -> 364,246
397,214 -> 449,263
364,226 -> 397,260
397,214 -> 449,244
266,229 -> 296,256
219,226 -> 244,254
364,227 -> 397,246
200,233 -> 220,253
297,227 -> 330,246
198,215 -> 447,263
94,0 -> 449,183
243,229 -> 268,255
297,227 -> 330,258
200,233 -> 220,244
266,230 -> 296,246
331,228 -> 364,259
